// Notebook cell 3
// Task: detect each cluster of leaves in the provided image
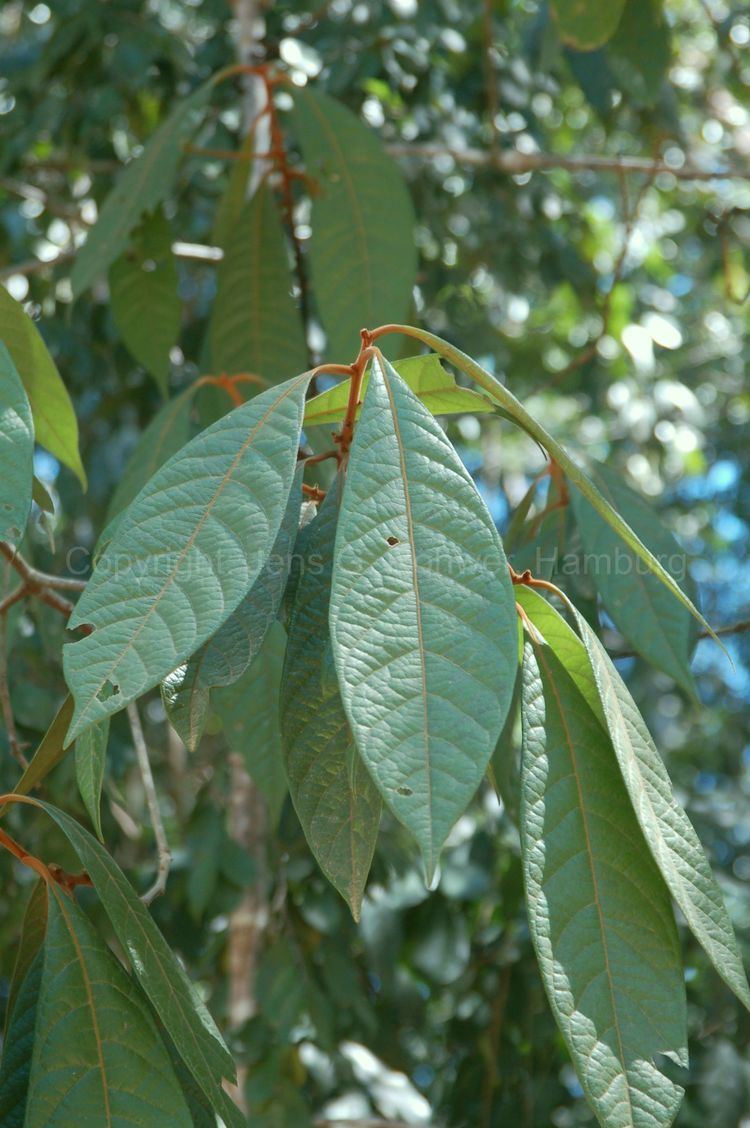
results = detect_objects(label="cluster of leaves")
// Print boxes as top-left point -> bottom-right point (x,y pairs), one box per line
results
2,0 -> 750,1125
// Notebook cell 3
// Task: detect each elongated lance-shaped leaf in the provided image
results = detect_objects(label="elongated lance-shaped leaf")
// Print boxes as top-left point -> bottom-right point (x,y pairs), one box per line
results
304,354 -> 493,427
163,466 -> 303,751
24,800 -> 243,1128
282,477 -> 381,917
0,286 -> 85,487
109,208 -> 181,395
520,638 -> 687,1128
105,384 -> 196,526
209,183 -> 308,383
329,357 -> 517,879
63,372 -> 311,742
378,326 -> 718,646
71,79 -> 214,298
570,607 -> 750,1011
24,885 -> 193,1127
0,948 -> 43,1128
569,462 -> 697,694
215,620 -> 289,828
75,717 -> 109,840
0,343 -> 34,542
211,129 -> 254,248
3,881 -> 47,1043
13,694 -> 74,797
290,88 -> 416,360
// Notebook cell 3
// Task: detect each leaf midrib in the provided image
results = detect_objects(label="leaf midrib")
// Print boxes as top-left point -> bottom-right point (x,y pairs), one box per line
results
534,639 -> 635,1124
75,374 -> 307,733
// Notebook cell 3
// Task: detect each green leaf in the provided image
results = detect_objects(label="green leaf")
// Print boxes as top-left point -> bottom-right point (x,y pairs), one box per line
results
282,478 -> 381,917
571,608 -> 750,1011
304,353 -> 493,427
71,79 -> 214,298
0,343 -> 34,542
569,461 -> 697,693
0,287 -> 85,487
0,949 -> 43,1128
75,717 -> 109,840
63,372 -> 311,742
24,886 -> 193,1127
216,621 -> 289,827
105,384 -> 195,525
329,357 -> 517,878
290,88 -> 416,359
13,694 -> 75,797
31,476 -> 54,514
609,0 -> 670,106
109,208 -> 181,395
390,326 -> 719,646
32,802 -> 243,1128
2,880 -> 47,1042
209,182 -> 308,383
520,638 -> 686,1128
164,466 -> 303,751
551,0 -> 626,49
211,130 -> 253,248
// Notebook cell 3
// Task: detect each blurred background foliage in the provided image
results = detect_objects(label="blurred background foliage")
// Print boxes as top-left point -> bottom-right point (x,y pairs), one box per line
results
1,0 -> 750,1124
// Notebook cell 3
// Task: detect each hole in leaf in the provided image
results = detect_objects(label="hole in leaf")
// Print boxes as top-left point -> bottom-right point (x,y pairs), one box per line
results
96,680 -> 120,704
2,503 -> 13,512
396,785 -> 413,797
386,536 -> 400,546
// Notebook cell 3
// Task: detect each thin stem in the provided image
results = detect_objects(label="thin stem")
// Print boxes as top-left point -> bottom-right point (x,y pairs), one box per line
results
127,702 -> 171,904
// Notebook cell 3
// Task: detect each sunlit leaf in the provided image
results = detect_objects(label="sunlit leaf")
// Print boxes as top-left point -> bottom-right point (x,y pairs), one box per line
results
329,357 -> 517,878
550,0 -> 626,49
64,373 -> 310,741
0,287 -> 85,487
520,637 -> 686,1128
282,478 -> 381,916
304,353 -> 493,427
0,344 -> 34,542
290,87 -> 416,359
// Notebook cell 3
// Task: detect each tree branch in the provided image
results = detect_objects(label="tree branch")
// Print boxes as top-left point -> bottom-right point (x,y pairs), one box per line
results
609,617 -> 750,659
127,701 -> 171,904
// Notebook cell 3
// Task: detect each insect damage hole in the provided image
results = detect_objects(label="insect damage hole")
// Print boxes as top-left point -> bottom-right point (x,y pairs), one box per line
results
386,535 -> 400,546
396,785 -> 413,796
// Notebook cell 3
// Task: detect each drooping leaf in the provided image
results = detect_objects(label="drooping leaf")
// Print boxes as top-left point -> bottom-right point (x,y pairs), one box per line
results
0,286 -> 85,487
304,353 -> 493,428
30,801 -> 243,1128
31,475 -> 54,514
109,208 -> 181,394
571,608 -> 750,1011
550,0 -> 626,50
215,621 -> 289,827
290,87 -> 416,360
209,183 -> 308,383
63,372 -> 311,742
75,717 -> 109,840
24,887 -> 193,1127
105,383 -> 196,525
211,130 -> 253,248
3,881 -> 47,1042
520,638 -> 686,1128
0,948 -> 43,1128
569,461 -> 697,694
282,478 -> 381,916
13,694 -> 75,797
0,343 -> 34,542
71,79 -> 214,298
164,466 -> 303,751
329,357 -> 517,878
389,326 -> 718,644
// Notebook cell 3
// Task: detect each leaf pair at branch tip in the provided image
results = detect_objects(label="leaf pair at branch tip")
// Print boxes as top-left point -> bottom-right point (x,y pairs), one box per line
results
329,354 -> 518,881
